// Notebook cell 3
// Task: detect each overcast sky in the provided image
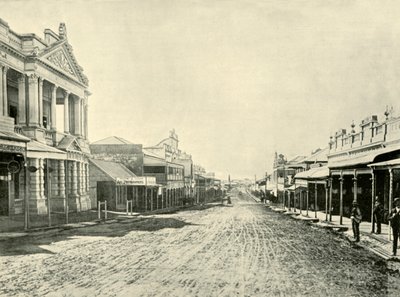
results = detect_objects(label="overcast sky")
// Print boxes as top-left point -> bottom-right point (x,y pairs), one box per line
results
2,0 -> 400,179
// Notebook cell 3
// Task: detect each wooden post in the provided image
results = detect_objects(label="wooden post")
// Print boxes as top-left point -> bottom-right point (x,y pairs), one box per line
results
47,161 -> 51,227
150,187 -> 154,211
314,183 -> 318,219
161,188 -> 164,209
389,168 -> 393,241
105,200 -> 107,220
353,170 -> 358,203
299,190 -> 302,215
325,180 -> 328,222
329,178 -> 333,222
370,170 -> 375,233
98,201 -> 101,219
339,173 -> 343,225
306,188 -> 309,217
145,187 -> 148,211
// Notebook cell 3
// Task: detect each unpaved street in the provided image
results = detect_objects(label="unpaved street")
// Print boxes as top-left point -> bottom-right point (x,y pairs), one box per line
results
1,190 -> 400,297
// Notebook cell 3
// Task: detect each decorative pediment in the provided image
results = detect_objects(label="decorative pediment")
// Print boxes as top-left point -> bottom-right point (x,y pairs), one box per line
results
58,135 -> 83,153
70,140 -> 82,152
38,40 -> 89,86
47,49 -> 75,76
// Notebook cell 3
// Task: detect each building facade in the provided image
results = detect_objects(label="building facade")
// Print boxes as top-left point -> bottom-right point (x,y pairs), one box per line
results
0,19 -> 91,216
90,135 -> 186,210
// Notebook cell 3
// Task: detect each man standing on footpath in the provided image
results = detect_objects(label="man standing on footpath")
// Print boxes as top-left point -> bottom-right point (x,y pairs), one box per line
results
372,199 -> 384,234
389,198 -> 400,256
350,201 -> 362,242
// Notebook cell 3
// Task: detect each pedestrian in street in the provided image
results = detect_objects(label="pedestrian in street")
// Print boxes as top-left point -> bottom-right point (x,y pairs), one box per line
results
389,198 -> 400,256
350,201 -> 362,242
373,199 -> 384,234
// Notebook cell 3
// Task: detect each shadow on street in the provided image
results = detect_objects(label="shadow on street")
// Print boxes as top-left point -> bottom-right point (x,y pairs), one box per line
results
0,217 -> 196,256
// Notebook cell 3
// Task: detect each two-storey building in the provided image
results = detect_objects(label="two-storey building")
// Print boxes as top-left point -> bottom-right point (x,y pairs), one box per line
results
327,112 -> 400,224
0,19 -> 91,217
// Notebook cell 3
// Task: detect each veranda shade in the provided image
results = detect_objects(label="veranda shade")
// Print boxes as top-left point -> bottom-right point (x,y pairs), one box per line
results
328,144 -> 400,168
294,166 -> 329,180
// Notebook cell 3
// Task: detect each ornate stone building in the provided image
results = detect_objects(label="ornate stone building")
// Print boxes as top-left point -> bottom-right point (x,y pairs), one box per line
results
0,19 -> 90,216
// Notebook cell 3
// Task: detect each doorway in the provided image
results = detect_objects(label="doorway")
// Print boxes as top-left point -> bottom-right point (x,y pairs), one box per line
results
0,180 -> 9,216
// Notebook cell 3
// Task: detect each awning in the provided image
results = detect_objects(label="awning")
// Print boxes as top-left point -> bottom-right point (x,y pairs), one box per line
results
328,145 -> 400,168
27,141 -> 67,160
368,158 -> 400,168
0,131 -> 30,143
286,184 -> 308,192
90,159 -> 136,180
294,166 -> 329,180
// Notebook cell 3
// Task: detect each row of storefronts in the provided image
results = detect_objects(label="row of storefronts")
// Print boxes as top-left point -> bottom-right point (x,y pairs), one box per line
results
0,19 -> 223,231
267,113 -> 400,229
89,132 -> 223,212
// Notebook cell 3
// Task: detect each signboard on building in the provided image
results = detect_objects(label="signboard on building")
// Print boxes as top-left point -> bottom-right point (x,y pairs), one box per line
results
115,176 -> 158,186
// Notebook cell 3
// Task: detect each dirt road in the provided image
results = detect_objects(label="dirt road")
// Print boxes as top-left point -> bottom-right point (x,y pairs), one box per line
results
1,190 -> 399,296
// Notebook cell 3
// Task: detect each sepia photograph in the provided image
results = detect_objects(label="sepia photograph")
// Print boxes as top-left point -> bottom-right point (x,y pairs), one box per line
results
1,0 -> 400,296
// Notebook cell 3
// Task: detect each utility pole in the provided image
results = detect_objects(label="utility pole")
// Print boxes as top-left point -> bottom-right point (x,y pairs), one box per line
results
265,171 -> 268,200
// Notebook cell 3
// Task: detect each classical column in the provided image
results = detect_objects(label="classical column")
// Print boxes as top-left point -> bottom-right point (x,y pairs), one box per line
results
51,160 -> 59,197
339,174 -> 344,225
64,91 -> 70,133
29,158 -> 41,200
2,65 -> 8,116
51,84 -> 58,130
84,102 -> 88,138
29,158 -> 47,214
80,98 -> 84,137
86,163 -> 89,193
82,162 -> 86,194
39,158 -> 45,199
77,162 -> 82,196
28,74 -> 39,126
38,77 -> 43,127
18,74 -> 26,125
74,97 -> 81,136
80,161 -> 85,195
59,160 -> 66,198
71,161 -> 78,196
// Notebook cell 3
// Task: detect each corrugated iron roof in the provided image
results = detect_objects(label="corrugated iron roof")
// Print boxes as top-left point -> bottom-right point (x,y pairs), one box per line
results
0,131 -> 30,142
91,136 -> 133,145
27,140 -> 67,160
328,144 -> 400,168
294,166 -> 329,180
90,159 -> 136,181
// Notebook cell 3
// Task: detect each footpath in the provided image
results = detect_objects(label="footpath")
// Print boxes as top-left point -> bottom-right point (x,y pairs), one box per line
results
248,191 -> 398,262
0,204 -> 193,241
